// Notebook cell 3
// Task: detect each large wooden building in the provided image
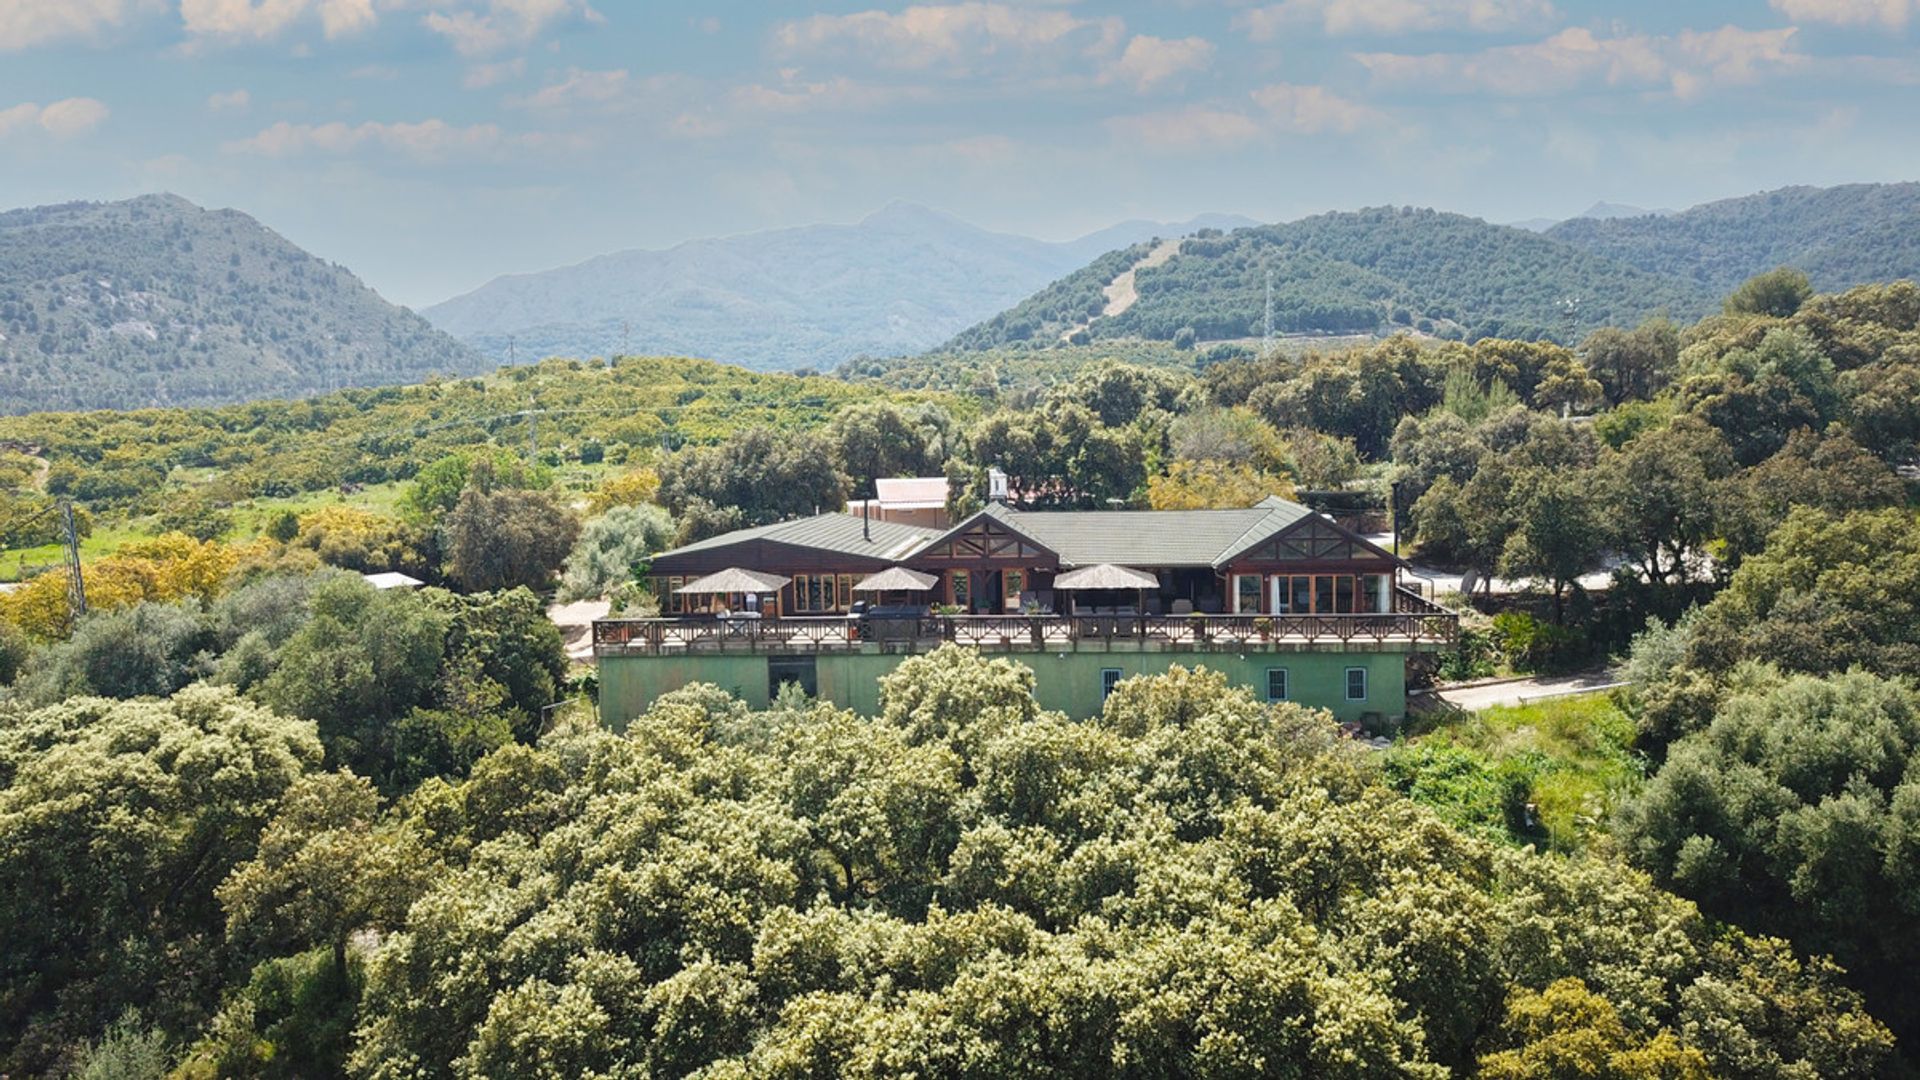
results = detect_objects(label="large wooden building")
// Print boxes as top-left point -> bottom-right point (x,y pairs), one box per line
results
598,496 -> 1456,724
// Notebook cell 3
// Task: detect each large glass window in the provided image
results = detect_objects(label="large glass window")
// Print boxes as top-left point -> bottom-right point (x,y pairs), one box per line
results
1362,574 -> 1388,613
1314,575 -> 1336,614
950,571 -> 970,610
1290,576 -> 1312,614
1335,576 -> 1358,614
1236,574 -> 1262,614
793,574 -> 841,613
1005,569 -> 1026,610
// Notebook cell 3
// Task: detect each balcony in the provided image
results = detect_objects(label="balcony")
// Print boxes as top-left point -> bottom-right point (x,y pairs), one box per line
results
594,588 -> 1458,657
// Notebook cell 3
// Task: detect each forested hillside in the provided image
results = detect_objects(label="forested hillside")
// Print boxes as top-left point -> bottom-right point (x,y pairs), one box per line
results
949,207 -> 1717,349
424,203 -> 1254,372
5,271 -> 1920,1073
1550,182 -> 1920,293
0,195 -> 484,414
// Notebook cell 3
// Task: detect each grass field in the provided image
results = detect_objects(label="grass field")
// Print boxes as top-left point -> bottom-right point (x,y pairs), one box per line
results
1382,692 -> 1645,852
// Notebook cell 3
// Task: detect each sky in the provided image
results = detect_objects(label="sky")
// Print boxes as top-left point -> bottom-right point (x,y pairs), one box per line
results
2,0 -> 1918,309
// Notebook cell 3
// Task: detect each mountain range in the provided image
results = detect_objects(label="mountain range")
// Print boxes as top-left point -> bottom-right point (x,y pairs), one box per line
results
946,183 -> 1920,351
421,204 -> 1257,372
4,182 -> 1918,416
0,194 -> 484,415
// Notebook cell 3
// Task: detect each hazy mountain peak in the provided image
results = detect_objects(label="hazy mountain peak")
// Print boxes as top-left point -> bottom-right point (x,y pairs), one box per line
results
423,205 -> 1256,371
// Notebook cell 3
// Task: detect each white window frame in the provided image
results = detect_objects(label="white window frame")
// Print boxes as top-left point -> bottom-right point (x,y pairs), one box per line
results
1266,667 -> 1289,702
1345,666 -> 1368,701
1100,667 -> 1124,700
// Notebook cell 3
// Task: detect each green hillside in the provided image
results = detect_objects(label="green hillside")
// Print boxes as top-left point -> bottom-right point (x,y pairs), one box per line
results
948,207 -> 1718,349
0,194 -> 485,414
1547,182 -> 1920,293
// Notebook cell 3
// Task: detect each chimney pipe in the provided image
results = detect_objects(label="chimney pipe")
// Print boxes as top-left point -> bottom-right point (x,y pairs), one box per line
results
863,496 -> 871,540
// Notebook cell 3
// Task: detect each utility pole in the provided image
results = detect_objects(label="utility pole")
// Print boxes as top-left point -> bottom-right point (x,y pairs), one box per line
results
61,500 -> 85,627
1264,267 -> 1274,357
1560,296 -> 1582,345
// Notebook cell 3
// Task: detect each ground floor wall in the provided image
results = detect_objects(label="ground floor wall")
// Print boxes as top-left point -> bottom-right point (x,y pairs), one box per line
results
599,647 -> 1411,729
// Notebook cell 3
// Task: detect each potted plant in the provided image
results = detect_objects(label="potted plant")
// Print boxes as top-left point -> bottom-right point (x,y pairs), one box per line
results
1254,616 -> 1273,640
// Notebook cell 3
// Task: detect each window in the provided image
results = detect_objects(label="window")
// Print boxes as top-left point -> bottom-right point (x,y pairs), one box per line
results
951,571 -> 970,610
1005,569 -> 1025,609
792,575 -> 840,613
1346,666 -> 1368,701
1266,668 -> 1289,702
1235,574 -> 1262,614
1362,574 -> 1388,614
1100,668 -> 1124,700
1335,575 -> 1358,614
1314,575 -> 1336,614
1289,576 -> 1311,614
837,574 -> 854,610
665,576 -> 684,614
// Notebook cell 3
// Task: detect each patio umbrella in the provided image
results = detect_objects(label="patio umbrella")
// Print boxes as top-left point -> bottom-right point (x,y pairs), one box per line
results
675,568 -> 792,594
851,566 -> 939,592
1051,564 -> 1159,590
1051,563 -> 1159,617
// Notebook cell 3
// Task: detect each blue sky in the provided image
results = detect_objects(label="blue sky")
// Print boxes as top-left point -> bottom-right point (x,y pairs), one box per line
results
2,0 -> 1917,307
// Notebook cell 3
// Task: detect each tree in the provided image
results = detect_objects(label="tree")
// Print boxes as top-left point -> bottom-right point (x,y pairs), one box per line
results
258,575 -> 449,779
1478,978 -> 1709,1079
12,599 -> 211,705
831,402 -> 938,497
560,503 -> 675,601
1686,507 -> 1920,680
220,771 -> 434,983
1679,327 -> 1841,466
343,655 -> 1895,1077
656,427 -> 849,529
1716,427 -> 1906,565
1725,266 -> 1813,318
0,687 -> 321,1075
1619,670 -> 1920,1041
1594,416 -> 1733,586
1146,459 -> 1294,510
1581,318 -> 1680,404
441,485 -> 579,593
1533,353 -> 1604,413
1499,466 -> 1608,621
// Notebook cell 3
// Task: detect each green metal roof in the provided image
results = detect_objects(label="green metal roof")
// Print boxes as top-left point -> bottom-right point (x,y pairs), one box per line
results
974,497 -> 1319,569
658,512 -> 939,562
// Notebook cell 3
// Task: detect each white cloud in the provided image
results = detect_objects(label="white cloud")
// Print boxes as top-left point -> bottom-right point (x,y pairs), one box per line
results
510,66 -> 627,108
463,57 -> 526,88
730,76 -> 921,114
0,97 -> 111,138
1771,0 -> 1916,27
207,88 -> 252,110
180,0 -> 314,40
423,0 -> 597,57
1355,25 -> 1802,99
1107,104 -> 1263,151
225,117 -> 538,161
1250,82 -> 1386,133
1104,35 -> 1214,93
774,3 -> 1123,72
1237,0 -> 1557,40
0,0 -> 130,51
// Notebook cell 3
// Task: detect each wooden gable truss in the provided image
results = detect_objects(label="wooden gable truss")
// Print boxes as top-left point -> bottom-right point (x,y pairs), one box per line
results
909,512 -> 1056,570
1221,515 -> 1401,571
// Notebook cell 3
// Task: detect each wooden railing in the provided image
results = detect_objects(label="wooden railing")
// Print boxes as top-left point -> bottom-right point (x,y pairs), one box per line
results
593,607 -> 1459,656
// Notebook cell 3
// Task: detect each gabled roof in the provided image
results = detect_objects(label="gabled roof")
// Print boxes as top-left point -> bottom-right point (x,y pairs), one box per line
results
657,512 -> 939,564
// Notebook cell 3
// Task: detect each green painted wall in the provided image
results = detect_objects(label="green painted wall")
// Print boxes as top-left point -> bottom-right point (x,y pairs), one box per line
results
600,646 -> 1411,730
